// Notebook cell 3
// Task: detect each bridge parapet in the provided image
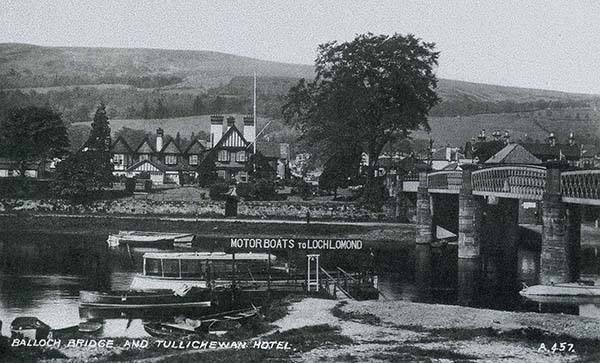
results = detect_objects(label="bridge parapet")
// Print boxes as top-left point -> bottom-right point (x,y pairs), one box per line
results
561,169 -> 600,206
472,165 -> 546,200
427,170 -> 462,194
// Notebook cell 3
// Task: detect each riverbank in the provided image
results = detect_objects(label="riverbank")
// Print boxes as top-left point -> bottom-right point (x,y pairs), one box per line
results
6,297 -> 600,362
0,213 -> 415,247
0,190 -> 396,222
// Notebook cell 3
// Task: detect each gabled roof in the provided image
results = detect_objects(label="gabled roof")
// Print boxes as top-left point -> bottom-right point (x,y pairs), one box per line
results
126,159 -> 165,173
185,139 -> 207,154
161,138 -> 182,154
111,136 -> 133,154
520,143 -> 580,161
135,138 -> 156,154
485,144 -> 542,164
214,125 -> 249,149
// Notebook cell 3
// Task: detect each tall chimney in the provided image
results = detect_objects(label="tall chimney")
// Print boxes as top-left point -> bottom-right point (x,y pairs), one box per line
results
569,132 -> 575,146
156,128 -> 164,152
549,132 -> 556,147
243,115 -> 255,143
226,116 -> 236,132
210,115 -> 224,147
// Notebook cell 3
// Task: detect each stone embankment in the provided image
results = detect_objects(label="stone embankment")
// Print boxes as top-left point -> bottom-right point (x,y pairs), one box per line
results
0,198 -> 395,221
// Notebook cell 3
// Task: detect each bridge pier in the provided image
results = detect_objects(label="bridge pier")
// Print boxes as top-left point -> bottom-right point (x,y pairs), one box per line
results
457,164 -> 483,305
416,168 -> 433,245
415,166 -> 433,297
540,162 -> 580,285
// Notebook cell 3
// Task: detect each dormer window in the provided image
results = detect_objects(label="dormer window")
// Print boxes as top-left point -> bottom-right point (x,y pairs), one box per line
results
113,154 -> 125,166
189,155 -> 198,165
218,150 -> 230,162
236,151 -> 247,162
139,154 -> 150,162
165,154 -> 177,165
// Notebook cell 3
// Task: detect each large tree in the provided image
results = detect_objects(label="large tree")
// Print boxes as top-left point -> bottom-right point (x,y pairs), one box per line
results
84,103 -> 113,189
0,106 -> 69,177
283,33 -> 440,199
55,104 -> 113,199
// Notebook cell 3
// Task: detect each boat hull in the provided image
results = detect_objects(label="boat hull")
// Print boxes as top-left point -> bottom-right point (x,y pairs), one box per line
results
520,283 -> 600,304
80,289 -> 212,309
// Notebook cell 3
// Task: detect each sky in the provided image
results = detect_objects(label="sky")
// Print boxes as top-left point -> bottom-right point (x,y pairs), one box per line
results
2,0 -> 600,94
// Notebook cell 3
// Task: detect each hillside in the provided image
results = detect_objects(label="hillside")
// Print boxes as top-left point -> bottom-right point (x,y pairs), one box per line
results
0,43 -> 314,90
3,43 -> 600,152
1,43 -> 598,104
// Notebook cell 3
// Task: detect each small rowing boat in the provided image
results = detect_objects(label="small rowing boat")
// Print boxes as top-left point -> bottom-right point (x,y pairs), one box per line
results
520,283 -> 600,304
143,306 -> 260,338
107,231 -> 194,248
11,317 -> 51,340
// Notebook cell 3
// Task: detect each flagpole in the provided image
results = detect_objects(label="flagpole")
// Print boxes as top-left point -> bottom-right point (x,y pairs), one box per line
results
253,70 -> 257,156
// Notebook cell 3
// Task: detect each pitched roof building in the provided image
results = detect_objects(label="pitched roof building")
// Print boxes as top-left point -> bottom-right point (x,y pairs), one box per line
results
110,115 -> 289,184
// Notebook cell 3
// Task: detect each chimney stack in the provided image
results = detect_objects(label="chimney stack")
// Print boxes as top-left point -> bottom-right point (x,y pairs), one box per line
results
549,132 -> 556,147
569,132 -> 575,146
243,115 -> 255,143
226,116 -> 236,132
477,129 -> 486,142
156,128 -> 164,152
210,115 -> 224,147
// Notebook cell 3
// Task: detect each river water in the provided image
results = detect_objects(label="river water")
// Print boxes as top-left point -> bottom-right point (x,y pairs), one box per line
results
0,229 -> 599,337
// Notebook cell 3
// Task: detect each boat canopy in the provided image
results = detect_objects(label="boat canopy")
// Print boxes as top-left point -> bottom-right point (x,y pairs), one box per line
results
142,252 -> 275,261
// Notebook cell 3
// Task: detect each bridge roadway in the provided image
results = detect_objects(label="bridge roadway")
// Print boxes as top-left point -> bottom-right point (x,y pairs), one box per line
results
401,162 -> 600,299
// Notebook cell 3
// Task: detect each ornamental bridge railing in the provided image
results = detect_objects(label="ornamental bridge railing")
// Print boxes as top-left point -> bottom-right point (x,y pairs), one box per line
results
561,170 -> 600,206
401,164 -> 600,205
427,170 -> 462,194
471,165 -> 546,200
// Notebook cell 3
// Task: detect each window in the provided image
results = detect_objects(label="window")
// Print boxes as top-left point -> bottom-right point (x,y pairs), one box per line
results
218,150 -> 230,162
113,154 -> 125,166
189,154 -> 198,165
236,151 -> 247,162
139,154 -> 150,162
165,154 -> 177,165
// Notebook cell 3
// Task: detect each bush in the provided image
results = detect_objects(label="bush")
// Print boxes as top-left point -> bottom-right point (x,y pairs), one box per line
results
236,183 -> 252,199
124,178 -> 136,194
209,182 -> 230,200
0,178 -> 53,198
253,179 -> 276,200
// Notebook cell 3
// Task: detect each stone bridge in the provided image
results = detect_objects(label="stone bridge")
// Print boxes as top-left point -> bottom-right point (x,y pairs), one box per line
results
402,162 -> 600,302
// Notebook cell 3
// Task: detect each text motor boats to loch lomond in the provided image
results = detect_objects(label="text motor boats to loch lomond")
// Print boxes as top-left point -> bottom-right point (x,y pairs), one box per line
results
129,252 -> 299,291
107,231 -> 195,248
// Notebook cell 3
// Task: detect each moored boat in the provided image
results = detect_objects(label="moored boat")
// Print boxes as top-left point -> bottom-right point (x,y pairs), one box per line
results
520,283 -> 600,304
10,317 -> 51,340
107,231 -> 194,248
129,252 -> 294,291
80,288 -> 212,309
142,306 -> 260,337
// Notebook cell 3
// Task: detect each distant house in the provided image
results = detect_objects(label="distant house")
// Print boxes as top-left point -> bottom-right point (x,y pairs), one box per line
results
110,115 -> 289,184
431,147 -> 464,170
0,158 -> 47,178
111,128 -> 208,185
483,134 -> 581,166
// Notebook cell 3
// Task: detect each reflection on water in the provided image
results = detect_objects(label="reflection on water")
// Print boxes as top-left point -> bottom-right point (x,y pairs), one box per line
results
1,230 -> 600,338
